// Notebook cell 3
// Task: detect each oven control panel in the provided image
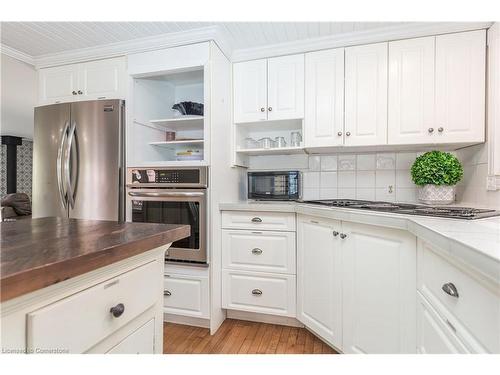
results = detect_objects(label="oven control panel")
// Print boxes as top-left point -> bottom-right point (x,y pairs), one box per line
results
128,167 -> 207,187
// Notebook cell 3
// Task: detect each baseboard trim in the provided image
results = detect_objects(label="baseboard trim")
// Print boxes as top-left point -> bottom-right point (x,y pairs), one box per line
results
226,309 -> 304,327
163,313 -> 210,329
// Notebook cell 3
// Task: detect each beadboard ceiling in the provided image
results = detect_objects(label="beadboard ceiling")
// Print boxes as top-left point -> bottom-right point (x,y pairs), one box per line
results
0,22 -> 407,57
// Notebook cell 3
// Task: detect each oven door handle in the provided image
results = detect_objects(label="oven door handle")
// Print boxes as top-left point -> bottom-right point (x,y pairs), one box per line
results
128,191 -> 205,198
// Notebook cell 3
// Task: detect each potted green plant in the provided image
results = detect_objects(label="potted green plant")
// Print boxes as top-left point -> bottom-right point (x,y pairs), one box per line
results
410,151 -> 463,205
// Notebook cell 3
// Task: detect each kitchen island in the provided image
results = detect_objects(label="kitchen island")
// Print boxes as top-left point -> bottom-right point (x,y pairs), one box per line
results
0,217 -> 190,354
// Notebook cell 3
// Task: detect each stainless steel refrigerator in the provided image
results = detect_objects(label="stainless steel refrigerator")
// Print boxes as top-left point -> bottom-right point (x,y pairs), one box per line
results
33,100 -> 125,221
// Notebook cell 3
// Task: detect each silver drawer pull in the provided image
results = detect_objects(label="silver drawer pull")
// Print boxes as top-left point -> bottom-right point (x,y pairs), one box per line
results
310,220 -> 319,224
333,231 -> 339,237
251,217 -> 262,223
252,248 -> 263,255
251,289 -> 263,296
164,290 -> 172,296
442,282 -> 459,298
339,233 -> 347,239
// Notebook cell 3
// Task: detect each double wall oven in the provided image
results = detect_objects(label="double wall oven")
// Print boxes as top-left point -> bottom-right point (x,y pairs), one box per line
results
126,167 -> 208,264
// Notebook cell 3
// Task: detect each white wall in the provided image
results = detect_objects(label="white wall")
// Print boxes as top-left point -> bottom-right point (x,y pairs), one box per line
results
0,53 -> 37,139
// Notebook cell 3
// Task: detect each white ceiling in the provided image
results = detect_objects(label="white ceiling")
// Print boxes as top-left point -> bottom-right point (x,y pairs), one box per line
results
0,22 -> 408,57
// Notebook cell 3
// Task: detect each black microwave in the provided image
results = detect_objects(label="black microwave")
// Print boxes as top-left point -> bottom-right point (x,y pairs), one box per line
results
247,171 -> 302,201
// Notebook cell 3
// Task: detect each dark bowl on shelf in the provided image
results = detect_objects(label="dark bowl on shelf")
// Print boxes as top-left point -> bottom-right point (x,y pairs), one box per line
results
171,101 -> 204,116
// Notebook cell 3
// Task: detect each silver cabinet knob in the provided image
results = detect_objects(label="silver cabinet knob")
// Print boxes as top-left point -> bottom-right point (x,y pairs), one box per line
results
428,127 -> 434,133
337,132 -> 343,136
268,107 -> 272,112
251,248 -> 263,255
333,231 -> 339,237
438,127 -> 444,132
442,283 -> 459,298
339,233 -> 347,239
260,107 -> 265,112
72,91 -> 77,95
251,289 -> 263,296
77,90 -> 83,95
345,132 -> 351,136
251,217 -> 262,223
164,290 -> 172,296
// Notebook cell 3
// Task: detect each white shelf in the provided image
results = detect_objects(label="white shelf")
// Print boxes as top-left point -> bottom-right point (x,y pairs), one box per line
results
149,139 -> 204,148
236,146 -> 305,155
128,160 -> 209,168
149,116 -> 204,131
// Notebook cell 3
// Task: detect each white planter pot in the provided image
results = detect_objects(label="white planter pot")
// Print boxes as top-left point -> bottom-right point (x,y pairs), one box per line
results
417,184 -> 456,205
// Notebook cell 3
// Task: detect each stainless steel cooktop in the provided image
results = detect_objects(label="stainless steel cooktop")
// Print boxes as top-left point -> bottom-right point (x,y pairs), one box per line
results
303,199 -> 500,220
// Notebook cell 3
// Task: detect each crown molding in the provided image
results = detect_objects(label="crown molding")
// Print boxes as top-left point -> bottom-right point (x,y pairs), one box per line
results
32,25 -> 232,69
231,22 -> 494,62
0,44 -> 35,66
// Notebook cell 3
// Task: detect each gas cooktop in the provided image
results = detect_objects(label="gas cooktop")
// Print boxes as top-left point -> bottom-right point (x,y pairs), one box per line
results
303,199 -> 500,220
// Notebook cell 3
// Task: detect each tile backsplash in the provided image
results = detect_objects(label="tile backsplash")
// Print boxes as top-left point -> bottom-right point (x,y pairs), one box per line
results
249,151 -> 426,203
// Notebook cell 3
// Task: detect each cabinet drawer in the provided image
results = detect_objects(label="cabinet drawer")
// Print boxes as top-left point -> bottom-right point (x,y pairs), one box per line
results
163,273 -> 209,319
27,260 -> 161,353
222,211 -> 295,231
107,319 -> 155,354
222,270 -> 296,317
418,241 -> 500,353
222,230 -> 296,274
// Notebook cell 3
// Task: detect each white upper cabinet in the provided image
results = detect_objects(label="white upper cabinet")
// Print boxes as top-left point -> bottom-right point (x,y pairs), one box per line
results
233,59 -> 267,123
38,64 -> 79,104
267,54 -> 304,121
79,57 -> 126,100
435,30 -> 486,143
233,54 -> 304,123
388,30 -> 486,145
305,48 -> 345,147
297,216 -> 342,350
388,36 -> 436,144
345,42 -> 388,146
341,221 -> 416,354
38,57 -> 126,105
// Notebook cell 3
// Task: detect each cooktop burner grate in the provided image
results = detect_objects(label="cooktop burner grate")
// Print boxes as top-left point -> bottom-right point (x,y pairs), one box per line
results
303,199 -> 500,219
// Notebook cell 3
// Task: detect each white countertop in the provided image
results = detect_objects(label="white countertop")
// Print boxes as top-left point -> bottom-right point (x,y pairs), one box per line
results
219,201 -> 500,284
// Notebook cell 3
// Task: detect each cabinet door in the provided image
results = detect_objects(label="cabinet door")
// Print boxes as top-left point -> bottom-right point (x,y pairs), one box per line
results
107,319 -> 155,354
305,49 -> 345,147
297,216 -> 342,349
38,64 -> 79,104
388,37 -> 436,145
345,43 -> 388,146
79,57 -> 126,100
341,221 -> 416,354
435,30 -> 486,143
267,54 -> 305,121
163,273 -> 209,318
233,59 -> 267,123
417,294 -> 468,354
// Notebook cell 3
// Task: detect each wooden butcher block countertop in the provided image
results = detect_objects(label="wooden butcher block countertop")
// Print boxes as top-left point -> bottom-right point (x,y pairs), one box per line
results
0,217 -> 190,302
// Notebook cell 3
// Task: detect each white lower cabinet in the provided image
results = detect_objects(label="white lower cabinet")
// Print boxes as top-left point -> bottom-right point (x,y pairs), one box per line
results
297,215 -> 342,350
107,319 -> 155,354
222,269 -> 296,317
341,221 -> 417,353
221,210 -> 297,318
417,239 -> 499,353
163,267 -> 209,319
416,293 -> 468,354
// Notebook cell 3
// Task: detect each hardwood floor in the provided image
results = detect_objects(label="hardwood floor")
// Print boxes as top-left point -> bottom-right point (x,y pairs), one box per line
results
163,319 -> 338,354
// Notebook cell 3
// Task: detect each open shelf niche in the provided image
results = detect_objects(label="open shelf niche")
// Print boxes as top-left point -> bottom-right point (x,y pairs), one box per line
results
234,118 -> 305,165
129,67 -> 206,166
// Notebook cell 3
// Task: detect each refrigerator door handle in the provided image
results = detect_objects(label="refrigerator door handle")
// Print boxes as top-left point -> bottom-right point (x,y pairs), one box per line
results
57,121 -> 70,209
65,120 -> 77,209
